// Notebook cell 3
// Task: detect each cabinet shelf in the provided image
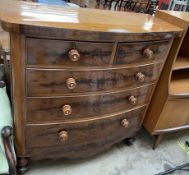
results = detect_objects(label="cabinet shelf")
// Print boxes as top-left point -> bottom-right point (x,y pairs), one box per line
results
170,69 -> 189,97
173,55 -> 189,71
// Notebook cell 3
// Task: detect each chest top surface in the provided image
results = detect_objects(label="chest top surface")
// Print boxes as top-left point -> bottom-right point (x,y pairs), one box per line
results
0,0 -> 182,35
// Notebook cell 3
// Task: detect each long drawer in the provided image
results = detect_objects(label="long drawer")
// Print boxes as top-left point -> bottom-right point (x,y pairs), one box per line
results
114,40 -> 170,65
26,63 -> 161,96
26,106 -> 145,150
26,38 -> 114,67
26,84 -> 154,123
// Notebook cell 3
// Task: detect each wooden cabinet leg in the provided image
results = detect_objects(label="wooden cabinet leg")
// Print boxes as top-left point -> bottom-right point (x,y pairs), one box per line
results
124,137 -> 136,146
17,157 -> 29,175
153,134 -> 163,150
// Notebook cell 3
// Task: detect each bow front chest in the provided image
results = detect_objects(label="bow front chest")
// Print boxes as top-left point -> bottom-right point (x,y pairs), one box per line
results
0,0 -> 182,173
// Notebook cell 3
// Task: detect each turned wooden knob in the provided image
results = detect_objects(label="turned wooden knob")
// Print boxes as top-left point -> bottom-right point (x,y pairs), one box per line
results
59,130 -> 68,142
135,72 -> 145,82
62,105 -> 72,116
128,95 -> 137,105
121,119 -> 129,128
68,49 -> 80,62
143,48 -> 154,59
66,78 -> 76,90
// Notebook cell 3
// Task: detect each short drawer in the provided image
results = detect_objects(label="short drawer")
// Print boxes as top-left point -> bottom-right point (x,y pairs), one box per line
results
26,38 -> 114,67
26,63 -> 162,96
26,106 -> 145,149
26,84 -> 154,123
114,40 -> 170,65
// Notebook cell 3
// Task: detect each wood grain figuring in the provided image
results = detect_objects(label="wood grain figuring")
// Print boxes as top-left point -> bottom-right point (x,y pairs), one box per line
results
170,69 -> 189,97
26,38 -> 114,67
0,1 -> 182,35
26,63 -> 162,96
26,84 -> 154,123
0,27 -> 10,51
143,11 -> 189,148
173,55 -> 189,70
26,106 -> 145,151
155,98 -> 189,131
0,0 -> 181,168
10,33 -> 27,156
115,40 -> 170,65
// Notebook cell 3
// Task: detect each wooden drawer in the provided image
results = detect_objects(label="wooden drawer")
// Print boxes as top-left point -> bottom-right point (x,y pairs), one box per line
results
27,63 -> 162,96
26,84 -> 154,123
26,106 -> 145,150
114,40 -> 170,65
26,38 -> 114,67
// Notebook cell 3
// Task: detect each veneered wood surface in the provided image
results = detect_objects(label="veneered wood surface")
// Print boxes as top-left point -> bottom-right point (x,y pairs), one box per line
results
26,38 -> 170,67
155,98 -> 189,131
26,38 -> 114,67
27,63 -> 162,96
159,11 -> 189,23
0,27 -> 9,50
0,0 -> 182,41
143,11 -> 189,136
10,34 -> 27,155
26,84 -> 154,123
173,55 -> 189,70
115,40 -> 171,65
170,69 -> 189,97
26,106 -> 145,159
2,0 -> 182,162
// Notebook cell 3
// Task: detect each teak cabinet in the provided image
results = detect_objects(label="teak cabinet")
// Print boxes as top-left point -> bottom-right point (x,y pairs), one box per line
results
143,10 -> 189,149
0,0 -> 182,174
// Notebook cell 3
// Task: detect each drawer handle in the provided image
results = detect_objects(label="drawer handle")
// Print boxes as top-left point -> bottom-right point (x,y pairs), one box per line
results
66,78 -> 76,90
121,119 -> 130,128
128,95 -> 137,105
143,48 -> 154,59
135,72 -> 145,82
68,49 -> 80,62
62,105 -> 72,116
59,130 -> 68,142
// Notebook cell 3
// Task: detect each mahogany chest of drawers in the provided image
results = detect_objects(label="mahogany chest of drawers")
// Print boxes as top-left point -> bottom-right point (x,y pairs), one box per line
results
0,0 -> 182,173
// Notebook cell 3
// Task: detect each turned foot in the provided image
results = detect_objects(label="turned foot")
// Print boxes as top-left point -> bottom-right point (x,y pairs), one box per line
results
153,134 -> 163,150
124,137 -> 136,146
17,157 -> 29,175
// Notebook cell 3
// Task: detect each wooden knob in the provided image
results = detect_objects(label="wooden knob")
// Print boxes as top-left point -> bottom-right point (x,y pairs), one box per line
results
66,78 -> 76,90
68,49 -> 80,62
121,119 -> 129,128
143,48 -> 154,59
59,130 -> 68,142
128,95 -> 137,105
135,72 -> 145,82
62,105 -> 72,116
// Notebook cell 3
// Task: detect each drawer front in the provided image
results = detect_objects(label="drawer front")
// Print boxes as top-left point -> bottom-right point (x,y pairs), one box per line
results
26,38 -> 114,67
26,106 -> 145,149
26,84 -> 154,123
27,63 -> 161,96
115,40 -> 170,65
